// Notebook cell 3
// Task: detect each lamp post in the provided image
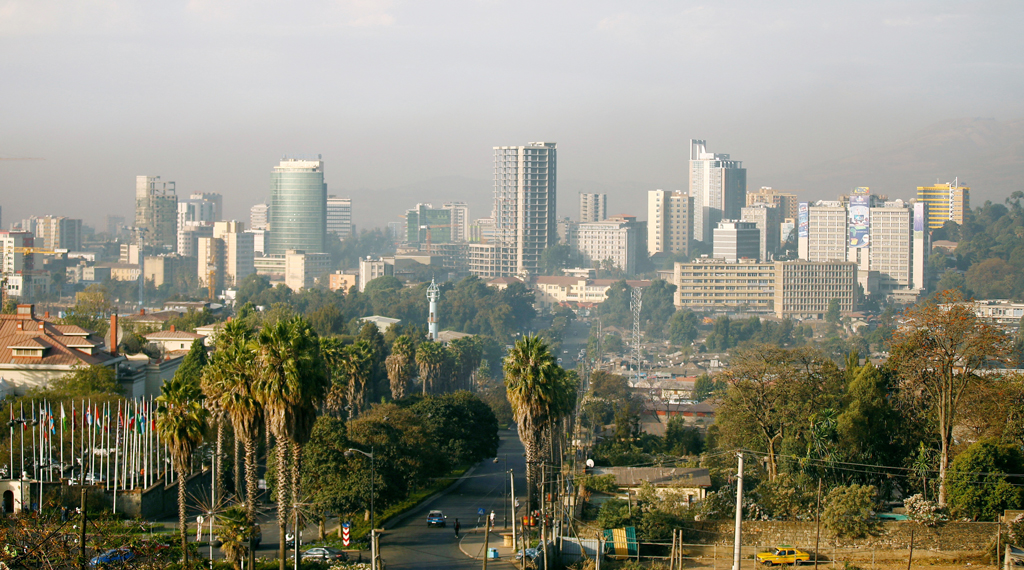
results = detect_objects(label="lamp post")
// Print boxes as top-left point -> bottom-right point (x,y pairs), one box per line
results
345,447 -> 375,570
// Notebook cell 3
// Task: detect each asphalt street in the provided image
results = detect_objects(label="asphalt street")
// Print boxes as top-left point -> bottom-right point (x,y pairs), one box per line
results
380,429 -> 526,569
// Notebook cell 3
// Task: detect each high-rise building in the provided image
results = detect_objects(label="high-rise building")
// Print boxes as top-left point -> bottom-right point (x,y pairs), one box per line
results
713,220 -> 760,262
917,180 -> 970,229
177,222 -> 213,258
178,199 -> 216,228
579,193 -> 607,223
0,231 -> 37,274
135,175 -> 178,251
33,216 -> 82,251
575,215 -> 641,274
405,204 -> 452,245
198,221 -> 255,292
327,196 -> 353,240
647,189 -> 691,257
443,202 -> 470,242
267,157 -> 327,256
689,140 -> 746,244
746,187 -> 798,220
249,203 -> 270,231
740,205 -> 780,263
190,193 -> 223,221
493,142 -> 557,276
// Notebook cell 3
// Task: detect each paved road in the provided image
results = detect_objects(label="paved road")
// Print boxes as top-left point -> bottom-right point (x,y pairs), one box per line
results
381,429 -> 527,569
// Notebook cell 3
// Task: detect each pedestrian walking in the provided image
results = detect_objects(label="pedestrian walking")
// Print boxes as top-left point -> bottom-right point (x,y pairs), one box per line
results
454,519 -> 461,539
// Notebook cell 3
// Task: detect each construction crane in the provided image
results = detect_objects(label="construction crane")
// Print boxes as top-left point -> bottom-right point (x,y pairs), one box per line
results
207,266 -> 218,302
10,247 -> 59,255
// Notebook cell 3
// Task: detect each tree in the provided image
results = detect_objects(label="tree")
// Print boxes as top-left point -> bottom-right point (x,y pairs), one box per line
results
342,340 -> 374,417
254,316 -> 329,570
156,374 -> 209,562
217,505 -> 254,570
504,335 -> 577,509
385,335 -> 416,400
663,416 -> 703,456
448,337 -> 483,392
540,243 -> 572,275
825,299 -> 841,324
668,309 -> 699,346
889,290 -> 1011,505
640,280 -> 677,338
836,362 -> 915,469
946,439 -> 1024,521
692,373 -> 723,402
410,392 -> 499,468
823,484 -> 878,538
415,341 -> 451,395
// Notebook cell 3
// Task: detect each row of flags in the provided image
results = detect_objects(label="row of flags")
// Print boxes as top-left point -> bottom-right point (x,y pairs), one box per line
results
10,400 -> 156,438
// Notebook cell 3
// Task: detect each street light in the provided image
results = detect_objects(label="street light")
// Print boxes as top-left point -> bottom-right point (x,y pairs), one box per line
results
345,447 -> 375,570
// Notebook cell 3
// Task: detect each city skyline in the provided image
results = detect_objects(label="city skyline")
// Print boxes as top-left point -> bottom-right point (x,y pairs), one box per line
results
3,2 -> 1023,228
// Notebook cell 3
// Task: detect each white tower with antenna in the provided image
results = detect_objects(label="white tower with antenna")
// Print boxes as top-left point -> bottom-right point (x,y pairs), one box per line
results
427,279 -> 440,341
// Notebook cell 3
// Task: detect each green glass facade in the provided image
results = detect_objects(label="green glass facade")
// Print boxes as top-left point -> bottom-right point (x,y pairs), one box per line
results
268,159 -> 327,255
405,205 -> 452,244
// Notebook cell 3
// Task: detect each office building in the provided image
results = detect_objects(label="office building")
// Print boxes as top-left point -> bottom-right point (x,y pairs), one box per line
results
713,220 -> 760,262
359,257 -> 394,292
33,216 -> 82,251
443,202 -> 470,242
0,231 -> 37,274
405,204 -> 452,245
267,157 -> 327,256
198,221 -> 255,292
747,187 -> 798,220
247,229 -> 268,255
250,203 -> 270,231
493,142 -> 557,276
575,215 -> 641,274
143,255 -> 181,288
135,176 -> 178,251
917,180 -> 970,229
327,196 -> 353,240
177,223 -> 213,259
673,258 -> 857,318
285,250 -> 332,292
190,193 -> 223,221
647,190 -> 691,257
119,243 -> 140,265
470,218 -> 495,244
798,201 -> 847,262
178,198 -> 216,228
579,193 -> 607,223
740,205 -> 780,262
689,140 -> 746,244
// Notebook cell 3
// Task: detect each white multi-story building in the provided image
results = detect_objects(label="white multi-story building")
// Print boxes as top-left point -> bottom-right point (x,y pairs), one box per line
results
799,201 -> 847,262
0,231 -> 37,275
198,221 -> 255,292
359,257 -> 394,292
326,196 -> 353,240
575,215 -> 640,274
689,140 -> 746,244
190,193 -> 223,221
32,216 -> 82,251
712,220 -> 760,262
492,142 -> 557,277
443,202 -> 470,242
135,175 -> 178,251
285,250 -> 332,292
178,199 -> 216,228
177,223 -> 213,259
579,193 -> 607,223
740,205 -> 780,263
647,189 -> 690,257
249,203 -> 270,231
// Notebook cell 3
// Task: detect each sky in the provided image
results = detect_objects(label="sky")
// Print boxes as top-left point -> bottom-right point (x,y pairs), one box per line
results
2,0 -> 1023,229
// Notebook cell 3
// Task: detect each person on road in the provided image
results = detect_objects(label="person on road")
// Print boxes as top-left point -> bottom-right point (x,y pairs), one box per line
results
454,519 -> 461,539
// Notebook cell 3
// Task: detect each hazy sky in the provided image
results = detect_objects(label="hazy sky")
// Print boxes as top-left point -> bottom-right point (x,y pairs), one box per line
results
2,0 -> 1023,229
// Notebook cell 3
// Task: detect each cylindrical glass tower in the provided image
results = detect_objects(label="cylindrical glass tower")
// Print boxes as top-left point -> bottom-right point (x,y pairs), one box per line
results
268,157 -> 327,255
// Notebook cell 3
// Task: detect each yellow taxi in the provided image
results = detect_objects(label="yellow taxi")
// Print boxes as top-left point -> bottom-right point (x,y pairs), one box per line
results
756,546 -> 811,566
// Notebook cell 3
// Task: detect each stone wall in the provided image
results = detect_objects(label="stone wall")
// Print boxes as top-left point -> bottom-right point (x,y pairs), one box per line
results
109,468 -> 211,519
688,520 -> 999,552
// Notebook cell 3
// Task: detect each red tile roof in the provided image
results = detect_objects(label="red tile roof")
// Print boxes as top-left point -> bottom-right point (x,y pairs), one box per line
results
144,331 -> 206,340
0,314 -> 116,367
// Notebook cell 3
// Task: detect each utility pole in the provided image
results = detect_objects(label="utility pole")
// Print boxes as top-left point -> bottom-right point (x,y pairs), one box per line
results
732,453 -> 744,570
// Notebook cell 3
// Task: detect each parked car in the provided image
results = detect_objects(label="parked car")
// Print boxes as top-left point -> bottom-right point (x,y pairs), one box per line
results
426,510 -> 447,527
89,548 -> 135,567
302,547 -> 348,562
757,546 -> 811,566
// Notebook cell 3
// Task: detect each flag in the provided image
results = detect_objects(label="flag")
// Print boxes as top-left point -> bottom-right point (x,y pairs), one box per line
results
49,404 -> 55,435
86,406 -> 92,427
61,403 -> 67,430
104,405 -> 109,433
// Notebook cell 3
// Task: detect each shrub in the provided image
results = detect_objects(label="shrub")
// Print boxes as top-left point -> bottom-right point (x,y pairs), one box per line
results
903,494 -> 946,526
822,484 -> 877,538
579,474 -> 618,495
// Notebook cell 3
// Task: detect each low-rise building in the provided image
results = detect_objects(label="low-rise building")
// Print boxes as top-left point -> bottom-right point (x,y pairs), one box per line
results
144,328 -> 207,354
589,466 -> 711,503
328,271 -> 359,293
285,250 -> 332,292
530,276 -> 651,308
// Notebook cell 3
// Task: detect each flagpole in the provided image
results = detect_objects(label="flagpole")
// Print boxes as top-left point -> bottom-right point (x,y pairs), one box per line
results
8,402 -> 13,479
70,401 -> 75,481
105,402 -> 111,490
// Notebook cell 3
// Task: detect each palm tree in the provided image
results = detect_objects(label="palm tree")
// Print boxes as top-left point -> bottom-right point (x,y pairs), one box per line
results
217,505 -> 253,570
386,335 -> 415,400
504,335 -> 577,510
415,341 -> 450,395
342,341 -> 374,417
156,374 -> 210,563
255,316 -> 329,570
449,337 -> 482,392
320,336 -> 348,415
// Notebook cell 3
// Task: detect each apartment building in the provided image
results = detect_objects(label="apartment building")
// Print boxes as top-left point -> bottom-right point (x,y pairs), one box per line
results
647,190 -> 691,257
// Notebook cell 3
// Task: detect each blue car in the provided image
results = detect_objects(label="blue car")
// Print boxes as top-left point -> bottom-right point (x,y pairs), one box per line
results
89,548 -> 134,567
426,510 -> 446,527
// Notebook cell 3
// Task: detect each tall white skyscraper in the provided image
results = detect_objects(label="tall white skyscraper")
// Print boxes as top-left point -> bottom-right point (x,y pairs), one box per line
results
443,201 -> 470,242
326,196 -> 353,240
689,140 -> 746,244
647,189 -> 690,257
579,193 -> 607,223
493,142 -> 557,276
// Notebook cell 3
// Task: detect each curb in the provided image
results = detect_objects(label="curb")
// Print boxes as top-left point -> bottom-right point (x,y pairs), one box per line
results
381,464 -> 481,531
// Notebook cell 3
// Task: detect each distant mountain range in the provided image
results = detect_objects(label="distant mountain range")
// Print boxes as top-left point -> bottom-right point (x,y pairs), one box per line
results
767,117 -> 1024,205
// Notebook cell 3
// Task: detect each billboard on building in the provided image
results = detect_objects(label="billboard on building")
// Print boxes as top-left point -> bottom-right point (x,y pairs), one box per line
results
798,203 -> 808,238
914,202 -> 925,237
848,195 -> 870,248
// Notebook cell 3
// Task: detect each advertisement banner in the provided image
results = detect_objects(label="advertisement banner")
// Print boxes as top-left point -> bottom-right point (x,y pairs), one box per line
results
798,203 -> 809,238
914,202 -> 925,237
848,195 -> 870,248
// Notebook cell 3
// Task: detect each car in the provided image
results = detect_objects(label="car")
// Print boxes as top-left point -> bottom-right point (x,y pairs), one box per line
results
426,510 -> 447,527
756,546 -> 811,566
302,547 -> 348,562
89,548 -> 135,567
